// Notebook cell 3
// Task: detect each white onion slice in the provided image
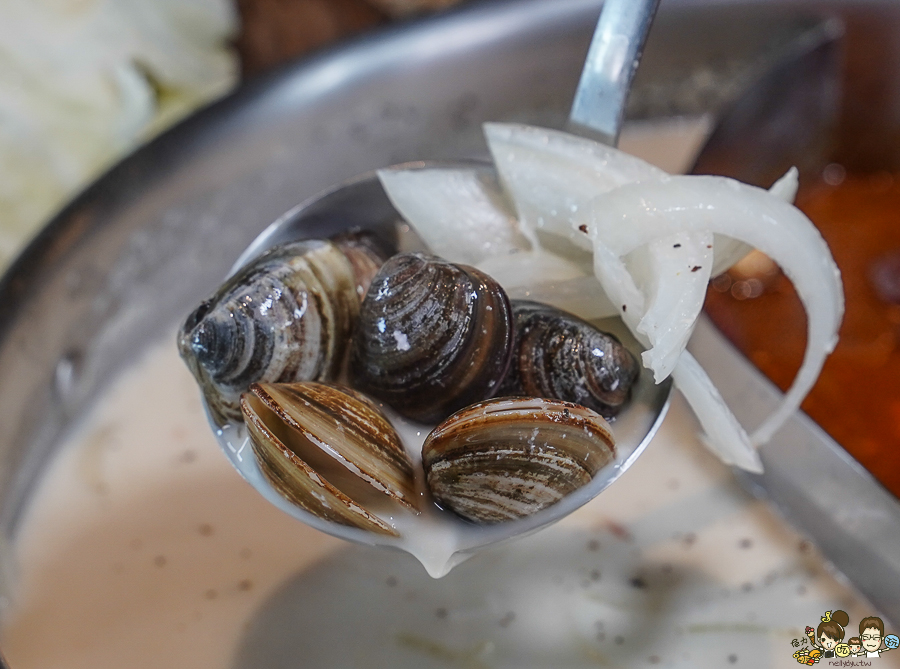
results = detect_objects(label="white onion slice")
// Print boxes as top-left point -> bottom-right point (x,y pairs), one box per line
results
637,231 -> 713,381
630,167 -> 798,378
591,234 -> 761,470
770,165 -> 800,202
485,122 -> 667,249
377,163 -> 619,319
672,352 -> 763,472
710,166 -> 799,275
484,122 -> 720,384
590,237 -> 646,336
584,175 -> 843,446
377,166 -> 529,266
478,253 -> 618,321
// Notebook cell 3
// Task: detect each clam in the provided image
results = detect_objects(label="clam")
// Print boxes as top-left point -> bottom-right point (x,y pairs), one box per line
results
178,238 -> 375,426
497,300 -> 640,418
331,230 -> 393,301
242,381 -> 417,537
349,252 -> 514,423
422,397 -> 616,524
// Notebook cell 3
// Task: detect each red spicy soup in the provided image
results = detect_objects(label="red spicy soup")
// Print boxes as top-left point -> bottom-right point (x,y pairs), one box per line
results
704,170 -> 900,497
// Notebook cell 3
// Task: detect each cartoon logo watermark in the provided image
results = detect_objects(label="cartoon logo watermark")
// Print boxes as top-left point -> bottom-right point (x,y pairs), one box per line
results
790,610 -> 898,665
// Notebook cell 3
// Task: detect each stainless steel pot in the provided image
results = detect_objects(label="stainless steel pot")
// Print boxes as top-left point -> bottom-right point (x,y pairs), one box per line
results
2,0 -> 900,664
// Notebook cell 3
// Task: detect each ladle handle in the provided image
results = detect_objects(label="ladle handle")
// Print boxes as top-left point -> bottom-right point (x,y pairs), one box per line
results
569,0 -> 661,147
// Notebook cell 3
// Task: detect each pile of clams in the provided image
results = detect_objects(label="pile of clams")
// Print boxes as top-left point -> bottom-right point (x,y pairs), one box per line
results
178,231 -> 639,536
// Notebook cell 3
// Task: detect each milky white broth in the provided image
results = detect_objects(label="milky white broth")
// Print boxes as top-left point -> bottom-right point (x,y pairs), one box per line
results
218,309 -> 657,578
1,119 -> 890,669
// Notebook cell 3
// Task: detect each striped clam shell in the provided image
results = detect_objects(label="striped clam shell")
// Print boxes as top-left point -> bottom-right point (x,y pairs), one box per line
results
497,300 -> 640,418
422,397 -> 615,524
349,253 -> 514,424
178,239 -> 365,426
242,382 -> 417,537
331,230 -> 393,302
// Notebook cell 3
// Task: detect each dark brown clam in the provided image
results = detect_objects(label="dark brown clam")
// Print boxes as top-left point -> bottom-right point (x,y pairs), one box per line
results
422,397 -> 616,524
178,238 -> 386,426
349,253 -> 514,423
242,382 -> 417,537
497,300 -> 640,418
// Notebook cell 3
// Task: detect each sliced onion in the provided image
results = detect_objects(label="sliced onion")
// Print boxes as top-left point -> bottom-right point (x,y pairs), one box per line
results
478,252 -> 618,320
590,237 -> 646,336
591,234 -> 761,470
378,162 -> 618,320
484,122 -> 667,250
583,175 -> 843,446
636,231 -> 713,381
770,165 -> 800,202
710,167 -> 798,276
486,124 -> 703,379
673,352 -> 763,473
378,166 -> 528,266
483,123 -> 723,384
629,168 -> 798,379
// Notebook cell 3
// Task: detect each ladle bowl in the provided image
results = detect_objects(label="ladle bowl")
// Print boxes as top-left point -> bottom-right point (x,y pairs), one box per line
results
213,161 -> 672,576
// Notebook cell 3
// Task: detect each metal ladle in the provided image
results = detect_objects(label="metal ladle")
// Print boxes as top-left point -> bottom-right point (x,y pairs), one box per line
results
213,0 -> 670,576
